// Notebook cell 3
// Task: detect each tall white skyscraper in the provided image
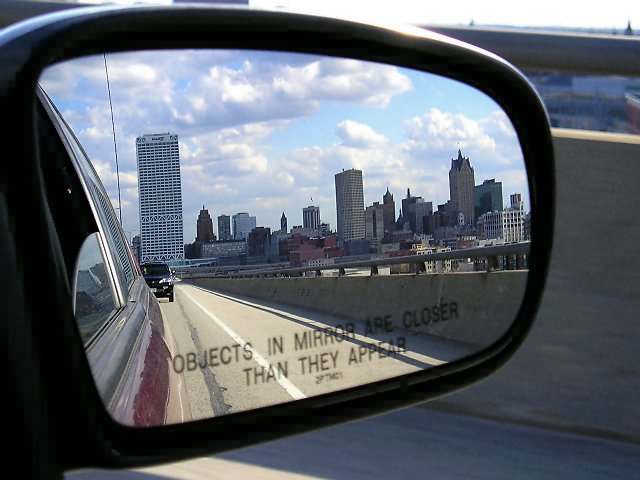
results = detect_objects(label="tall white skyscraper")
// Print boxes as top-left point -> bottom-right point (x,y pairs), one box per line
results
335,168 -> 365,243
136,133 -> 184,261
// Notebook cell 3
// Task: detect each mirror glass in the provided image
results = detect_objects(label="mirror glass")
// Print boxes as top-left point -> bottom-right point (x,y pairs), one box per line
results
40,49 -> 531,426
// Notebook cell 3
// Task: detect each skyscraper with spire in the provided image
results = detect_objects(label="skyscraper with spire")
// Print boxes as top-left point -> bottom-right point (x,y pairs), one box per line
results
196,206 -> 215,243
401,188 -> 420,233
382,187 -> 395,236
449,150 -> 476,226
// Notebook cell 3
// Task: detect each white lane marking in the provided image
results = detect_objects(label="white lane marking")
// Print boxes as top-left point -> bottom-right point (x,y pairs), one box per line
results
160,293 -> 187,422
179,286 -> 307,400
194,287 -> 447,367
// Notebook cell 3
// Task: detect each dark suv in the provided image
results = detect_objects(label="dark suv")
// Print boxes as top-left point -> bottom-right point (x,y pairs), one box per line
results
140,262 -> 175,302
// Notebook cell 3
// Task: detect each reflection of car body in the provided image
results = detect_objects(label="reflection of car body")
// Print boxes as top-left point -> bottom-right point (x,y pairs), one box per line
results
32,83 -> 190,428
140,262 -> 175,302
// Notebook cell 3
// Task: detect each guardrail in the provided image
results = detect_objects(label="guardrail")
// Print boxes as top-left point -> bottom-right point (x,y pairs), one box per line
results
194,242 -> 530,279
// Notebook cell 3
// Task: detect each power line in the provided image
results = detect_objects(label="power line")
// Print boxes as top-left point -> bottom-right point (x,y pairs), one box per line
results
104,53 -> 122,226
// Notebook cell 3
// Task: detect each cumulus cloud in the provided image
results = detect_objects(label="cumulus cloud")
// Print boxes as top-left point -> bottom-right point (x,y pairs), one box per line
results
271,57 -> 413,107
39,49 -> 529,241
335,120 -> 389,148
400,107 -> 527,208
402,108 -> 523,170
404,108 -> 496,154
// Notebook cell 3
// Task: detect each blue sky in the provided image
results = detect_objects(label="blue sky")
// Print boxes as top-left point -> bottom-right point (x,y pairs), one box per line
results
40,49 -> 528,243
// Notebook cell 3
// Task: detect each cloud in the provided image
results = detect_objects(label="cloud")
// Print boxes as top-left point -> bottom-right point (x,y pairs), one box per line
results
402,107 -> 523,171
42,51 -> 413,137
404,107 -> 496,153
39,50 -> 530,241
106,62 -> 158,85
400,107 -> 527,209
335,120 -> 389,148
271,57 -> 413,107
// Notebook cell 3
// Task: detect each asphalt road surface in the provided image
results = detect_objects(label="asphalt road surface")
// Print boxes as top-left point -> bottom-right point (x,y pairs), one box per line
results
160,283 -> 475,420
67,406 -> 639,480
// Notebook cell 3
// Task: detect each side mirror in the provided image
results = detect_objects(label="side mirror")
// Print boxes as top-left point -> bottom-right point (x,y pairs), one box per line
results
2,4 -> 554,471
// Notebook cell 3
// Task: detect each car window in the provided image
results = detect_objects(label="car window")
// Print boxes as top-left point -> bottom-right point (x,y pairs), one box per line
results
141,264 -> 170,276
89,179 -> 137,289
73,232 -> 118,344
37,87 -> 138,302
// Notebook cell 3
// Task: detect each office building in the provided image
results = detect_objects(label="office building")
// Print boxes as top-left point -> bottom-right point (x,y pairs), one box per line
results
136,132 -> 184,261
290,225 -> 314,237
382,187 -> 396,236
475,179 -> 504,220
201,240 -> 247,258
281,212 -> 288,233
481,193 -> 525,242
288,235 -> 345,268
318,222 -> 331,237
414,199 -> 433,235
401,188 -> 420,233
365,202 -> 385,251
218,214 -> 232,241
413,245 -> 452,273
233,212 -> 256,241
248,227 -> 271,257
399,188 -> 431,234
335,168 -> 365,243
449,150 -> 476,226
196,206 -> 215,243
302,205 -> 321,234
269,229 -> 292,261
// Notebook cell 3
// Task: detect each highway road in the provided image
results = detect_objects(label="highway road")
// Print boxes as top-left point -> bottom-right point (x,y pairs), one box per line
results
67,406 -> 639,480
160,283 -> 475,420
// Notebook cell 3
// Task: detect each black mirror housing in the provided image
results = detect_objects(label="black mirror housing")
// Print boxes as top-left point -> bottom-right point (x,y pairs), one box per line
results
0,4 -> 554,472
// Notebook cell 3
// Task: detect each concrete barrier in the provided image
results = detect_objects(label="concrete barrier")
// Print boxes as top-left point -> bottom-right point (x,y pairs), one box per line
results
423,131 -> 640,442
184,271 -> 528,348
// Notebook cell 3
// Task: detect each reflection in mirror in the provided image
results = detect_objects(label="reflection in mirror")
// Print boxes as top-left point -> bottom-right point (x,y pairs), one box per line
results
73,232 -> 118,344
40,49 -> 531,427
